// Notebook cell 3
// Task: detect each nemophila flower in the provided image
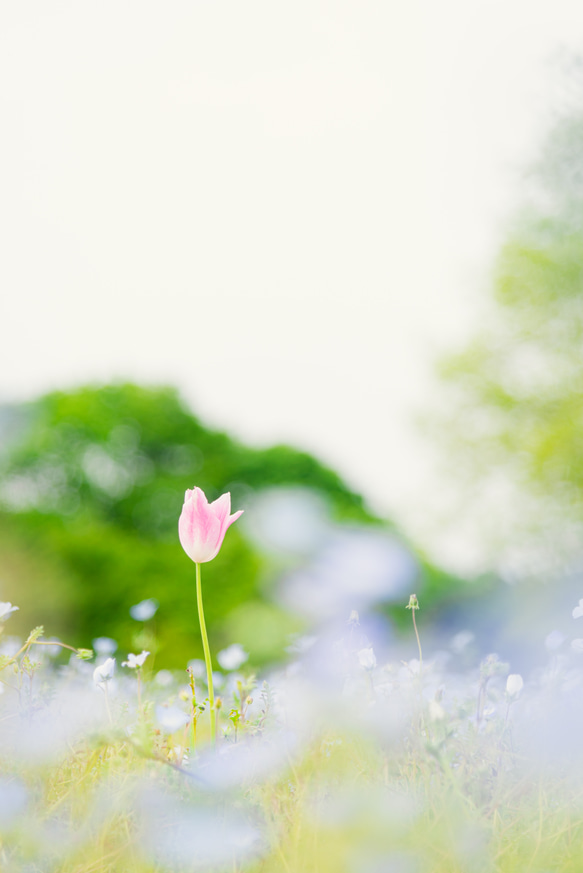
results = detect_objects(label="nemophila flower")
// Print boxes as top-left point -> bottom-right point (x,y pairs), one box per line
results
93,657 -> 115,686
130,598 -> 158,621
93,636 -> 118,655
187,658 -> 206,679
178,487 -> 243,563
122,650 -> 150,669
217,643 -> 248,671
506,674 -> 524,697
572,639 -> 583,654
573,600 -> 583,619
156,704 -> 190,734
357,647 -> 377,671
0,602 -> 19,621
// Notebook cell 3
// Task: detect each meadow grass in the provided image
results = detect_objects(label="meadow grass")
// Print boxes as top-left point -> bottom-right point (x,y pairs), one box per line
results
1,611 -> 583,873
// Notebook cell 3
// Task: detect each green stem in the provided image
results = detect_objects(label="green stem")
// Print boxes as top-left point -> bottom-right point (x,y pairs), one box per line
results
411,608 -> 423,677
196,562 -> 215,746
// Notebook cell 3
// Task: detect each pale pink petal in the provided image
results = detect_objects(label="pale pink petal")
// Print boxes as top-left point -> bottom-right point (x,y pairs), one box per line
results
179,488 -> 220,562
211,492 -> 231,529
226,509 -> 244,530
179,487 -> 243,562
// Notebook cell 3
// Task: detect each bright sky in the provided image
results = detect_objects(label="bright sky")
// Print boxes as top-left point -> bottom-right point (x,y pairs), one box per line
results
1,1 -> 582,569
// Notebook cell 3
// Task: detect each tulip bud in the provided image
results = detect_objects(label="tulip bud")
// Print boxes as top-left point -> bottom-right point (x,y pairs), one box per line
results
179,487 -> 244,563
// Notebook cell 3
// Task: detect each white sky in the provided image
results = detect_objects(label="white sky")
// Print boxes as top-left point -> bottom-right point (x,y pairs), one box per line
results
1,1 -> 582,569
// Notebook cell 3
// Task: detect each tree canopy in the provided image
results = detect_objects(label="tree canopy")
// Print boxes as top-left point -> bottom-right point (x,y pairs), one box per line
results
439,76 -> 583,571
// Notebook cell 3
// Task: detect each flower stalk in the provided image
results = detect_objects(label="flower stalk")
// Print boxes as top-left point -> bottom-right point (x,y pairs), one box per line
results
195,562 -> 216,745
407,594 -> 423,676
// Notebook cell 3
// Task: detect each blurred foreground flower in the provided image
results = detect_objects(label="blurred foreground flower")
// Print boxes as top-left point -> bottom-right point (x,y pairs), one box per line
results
156,704 -> 190,734
357,647 -> 377,671
217,643 -> 248,671
178,487 -> 243,563
122,651 -> 150,669
0,602 -> 19,621
130,598 -> 158,621
93,658 -> 115,686
93,636 -> 117,655
506,674 -> 524,697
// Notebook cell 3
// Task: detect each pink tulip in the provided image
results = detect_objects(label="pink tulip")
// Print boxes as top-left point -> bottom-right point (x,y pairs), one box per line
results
178,487 -> 243,563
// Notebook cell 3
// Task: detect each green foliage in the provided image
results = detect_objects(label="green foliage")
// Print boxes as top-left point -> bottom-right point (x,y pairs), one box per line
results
438,83 -> 583,559
0,383 -> 376,664
0,382 -> 468,662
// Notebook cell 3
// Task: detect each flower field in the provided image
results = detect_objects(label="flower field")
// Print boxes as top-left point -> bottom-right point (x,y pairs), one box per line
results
2,591 -> 583,873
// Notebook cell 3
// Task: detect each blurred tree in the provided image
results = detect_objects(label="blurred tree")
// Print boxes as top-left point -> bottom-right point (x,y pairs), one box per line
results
438,58 -> 583,571
0,383 -> 377,664
0,383 -> 467,664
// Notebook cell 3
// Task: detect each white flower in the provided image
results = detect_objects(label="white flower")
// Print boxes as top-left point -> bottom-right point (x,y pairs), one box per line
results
357,647 -> 377,671
506,673 -> 524,697
0,603 -> 19,621
122,650 -> 150,669
156,705 -> 190,733
573,599 -> 583,619
217,644 -> 249,671
571,639 -> 583,654
129,598 -> 158,621
93,657 -> 116,686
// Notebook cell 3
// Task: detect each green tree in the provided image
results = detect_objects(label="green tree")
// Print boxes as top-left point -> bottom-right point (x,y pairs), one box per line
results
0,383 -> 467,663
439,69 -> 583,570
0,383 -> 379,665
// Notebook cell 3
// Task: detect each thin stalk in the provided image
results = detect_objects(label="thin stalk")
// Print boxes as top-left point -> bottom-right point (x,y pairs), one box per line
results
196,562 -> 215,746
188,669 -> 197,754
411,608 -> 423,677
103,683 -> 113,727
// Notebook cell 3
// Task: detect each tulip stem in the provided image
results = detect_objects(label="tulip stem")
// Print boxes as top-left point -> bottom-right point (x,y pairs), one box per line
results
195,562 -> 215,746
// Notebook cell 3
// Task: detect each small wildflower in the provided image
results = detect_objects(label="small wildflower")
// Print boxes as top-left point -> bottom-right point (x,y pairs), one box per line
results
217,643 -> 248,671
0,603 -> 19,621
93,657 -> 115,686
130,599 -> 158,621
155,704 -> 190,733
357,647 -> 377,671
506,674 -> 524,698
93,636 -> 118,655
187,658 -> 206,678
122,650 -> 150,669
571,639 -> 583,654
573,600 -> 583,619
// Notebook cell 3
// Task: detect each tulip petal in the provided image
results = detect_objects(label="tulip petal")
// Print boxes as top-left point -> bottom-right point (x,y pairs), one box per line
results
226,509 -> 244,529
179,486 -> 243,563
211,492 -> 231,528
